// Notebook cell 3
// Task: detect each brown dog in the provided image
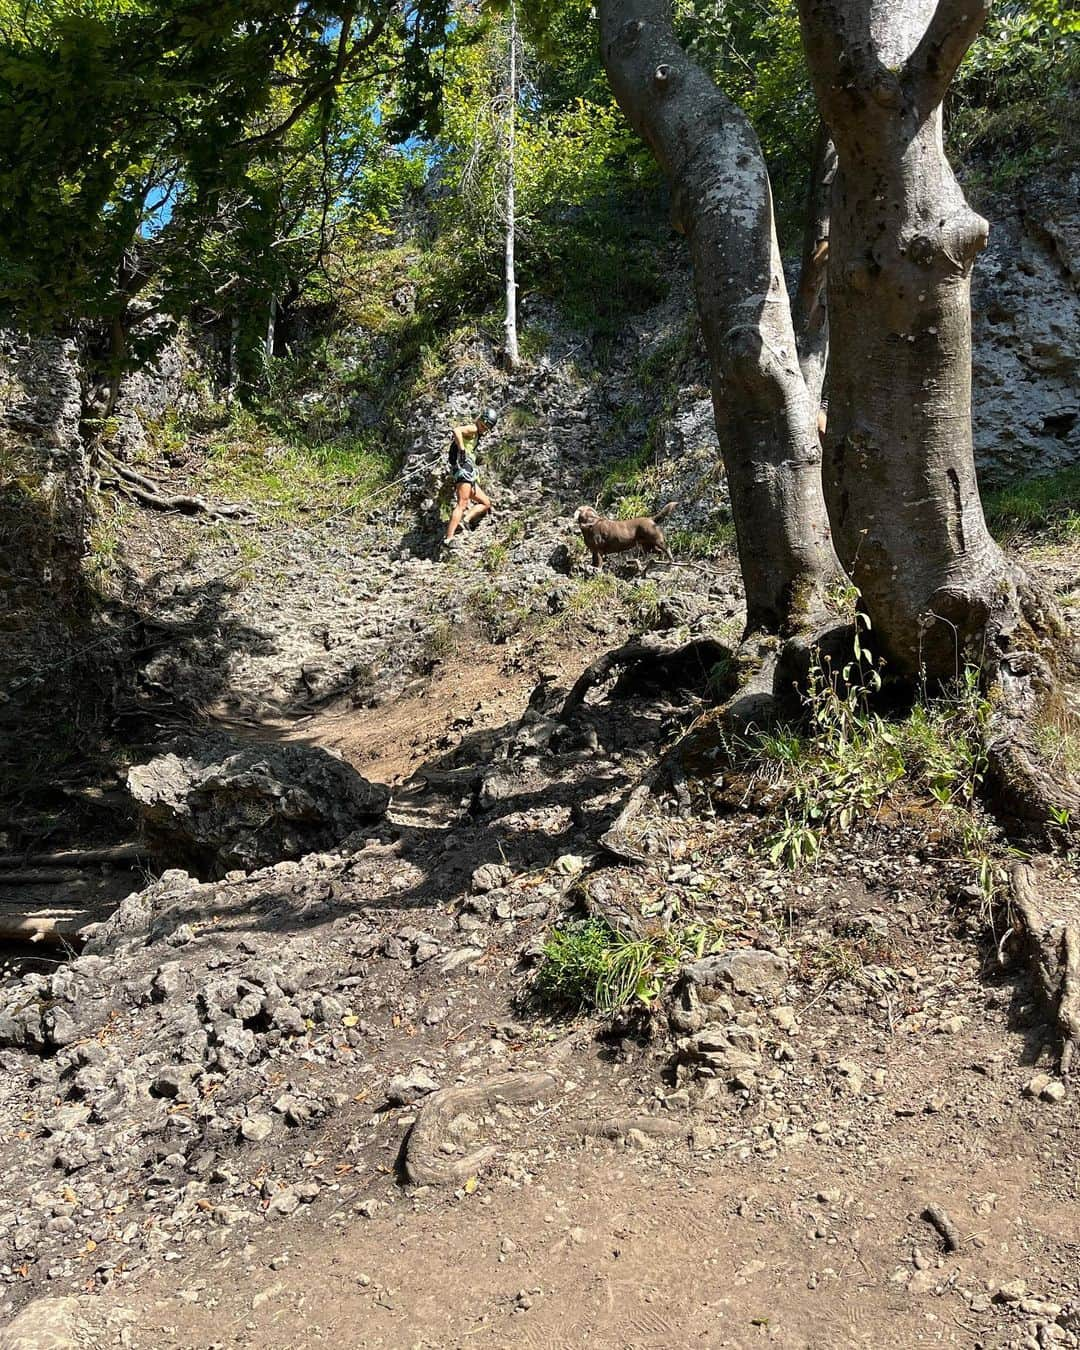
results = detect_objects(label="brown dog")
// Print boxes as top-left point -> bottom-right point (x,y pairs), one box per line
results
575,502 -> 677,569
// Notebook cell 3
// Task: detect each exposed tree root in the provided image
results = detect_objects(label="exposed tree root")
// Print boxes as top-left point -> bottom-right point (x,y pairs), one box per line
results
558,638 -> 728,723
595,622 -> 851,861
0,843 -> 146,870
983,646 -> 1080,840
401,1071 -> 558,1186
95,452 -> 252,520
1009,860 -> 1080,1076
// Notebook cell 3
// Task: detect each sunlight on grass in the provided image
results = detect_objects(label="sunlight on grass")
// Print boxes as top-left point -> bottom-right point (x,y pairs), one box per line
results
983,467 -> 1080,546
202,424 -> 397,523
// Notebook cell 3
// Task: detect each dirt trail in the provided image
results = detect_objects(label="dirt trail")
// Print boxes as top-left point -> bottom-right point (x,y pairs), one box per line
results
105,987 -> 1080,1349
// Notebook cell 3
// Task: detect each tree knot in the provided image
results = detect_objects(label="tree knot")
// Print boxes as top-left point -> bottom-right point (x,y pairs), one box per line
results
653,63 -> 677,93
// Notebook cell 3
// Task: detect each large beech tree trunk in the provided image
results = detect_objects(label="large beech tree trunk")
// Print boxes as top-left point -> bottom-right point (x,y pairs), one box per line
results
796,0 -> 1049,679
598,0 -> 839,637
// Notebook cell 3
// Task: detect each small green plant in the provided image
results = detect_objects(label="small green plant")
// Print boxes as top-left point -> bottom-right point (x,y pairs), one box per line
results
482,541 -> 508,574
740,625 -> 1001,897
421,620 -> 455,664
516,329 -> 550,363
566,571 -> 621,617
533,917 -> 724,1014
626,579 -> 662,630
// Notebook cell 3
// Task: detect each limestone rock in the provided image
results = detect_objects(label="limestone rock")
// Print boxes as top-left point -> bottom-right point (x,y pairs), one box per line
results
127,737 -> 389,877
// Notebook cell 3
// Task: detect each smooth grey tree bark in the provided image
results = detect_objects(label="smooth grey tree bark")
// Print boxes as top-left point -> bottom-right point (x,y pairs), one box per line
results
503,0 -> 521,369
796,0 -> 1059,680
598,0 -> 840,638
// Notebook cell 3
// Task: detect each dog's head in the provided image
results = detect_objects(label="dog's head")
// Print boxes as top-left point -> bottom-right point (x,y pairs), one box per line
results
575,506 -> 600,528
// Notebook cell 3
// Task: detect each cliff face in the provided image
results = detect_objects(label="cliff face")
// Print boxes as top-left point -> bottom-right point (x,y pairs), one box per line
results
0,334 -> 91,795
971,173 -> 1080,485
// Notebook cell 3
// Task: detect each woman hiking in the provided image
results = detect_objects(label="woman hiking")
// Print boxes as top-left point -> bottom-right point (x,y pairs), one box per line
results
442,406 -> 497,550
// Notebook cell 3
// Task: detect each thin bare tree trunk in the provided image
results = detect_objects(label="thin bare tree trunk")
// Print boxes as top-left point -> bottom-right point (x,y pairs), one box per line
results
598,0 -> 840,637
503,1 -> 520,370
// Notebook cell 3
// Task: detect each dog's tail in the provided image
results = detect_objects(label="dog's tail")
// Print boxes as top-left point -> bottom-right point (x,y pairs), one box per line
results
652,501 -> 678,524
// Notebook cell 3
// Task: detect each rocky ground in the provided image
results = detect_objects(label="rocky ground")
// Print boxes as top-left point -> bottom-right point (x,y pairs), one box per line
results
1,180 -> 1079,1347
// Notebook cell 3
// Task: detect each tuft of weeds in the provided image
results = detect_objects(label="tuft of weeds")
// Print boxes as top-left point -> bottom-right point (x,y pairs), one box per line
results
737,628 -> 1008,898
566,572 -> 621,617
465,584 -> 530,644
533,917 -> 725,1014
482,541 -> 509,574
982,466 -> 1080,547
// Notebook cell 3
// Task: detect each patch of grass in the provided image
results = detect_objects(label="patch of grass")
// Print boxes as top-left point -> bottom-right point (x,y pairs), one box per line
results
566,571 -> 621,617
85,498 -> 129,587
626,579 -> 662,630
982,467 -> 1080,546
668,520 -> 737,559
517,328 -> 551,363
533,917 -> 724,1014
419,620 -> 455,666
482,541 -> 508,574
504,405 -> 540,431
201,417 -> 397,522
562,573 -> 664,633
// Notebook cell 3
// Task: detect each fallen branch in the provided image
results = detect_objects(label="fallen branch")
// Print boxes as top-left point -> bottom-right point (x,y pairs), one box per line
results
402,1071 -> 557,1186
921,1205 -> 961,1252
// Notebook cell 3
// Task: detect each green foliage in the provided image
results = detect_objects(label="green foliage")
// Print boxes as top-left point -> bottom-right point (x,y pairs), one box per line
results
533,916 -> 724,1014
951,6 -> 1080,186
593,444 -> 659,517
742,645 -> 1009,900
982,466 -> 1080,546
675,0 -> 814,242
0,0 -> 451,375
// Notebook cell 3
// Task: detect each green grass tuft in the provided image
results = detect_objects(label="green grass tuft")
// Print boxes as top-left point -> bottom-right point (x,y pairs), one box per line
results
982,467 -> 1080,546
533,917 -> 724,1014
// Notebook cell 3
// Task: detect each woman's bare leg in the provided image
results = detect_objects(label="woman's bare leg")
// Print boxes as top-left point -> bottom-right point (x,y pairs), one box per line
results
462,484 -> 492,529
445,483 -> 473,542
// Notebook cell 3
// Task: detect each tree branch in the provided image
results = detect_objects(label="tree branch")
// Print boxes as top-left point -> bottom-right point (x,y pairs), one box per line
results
904,0 -> 990,109
235,5 -> 382,152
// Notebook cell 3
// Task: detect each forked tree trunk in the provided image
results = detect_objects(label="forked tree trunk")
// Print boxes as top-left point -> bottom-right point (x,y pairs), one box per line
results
598,0 -> 839,637
798,0 -> 1078,830
797,0 -> 1045,678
